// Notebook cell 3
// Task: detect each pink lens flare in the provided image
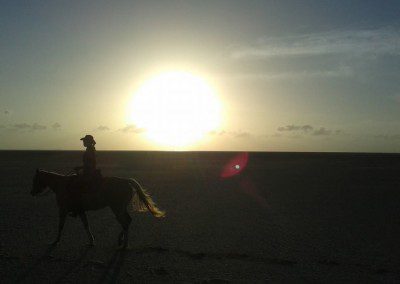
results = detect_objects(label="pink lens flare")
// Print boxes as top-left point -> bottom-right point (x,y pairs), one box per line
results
239,177 -> 268,207
220,152 -> 249,178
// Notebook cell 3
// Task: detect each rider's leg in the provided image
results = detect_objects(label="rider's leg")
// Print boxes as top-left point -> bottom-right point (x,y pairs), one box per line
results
68,178 -> 84,217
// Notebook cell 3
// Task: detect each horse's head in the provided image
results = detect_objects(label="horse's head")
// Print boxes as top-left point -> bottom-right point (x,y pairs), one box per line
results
31,169 -> 47,196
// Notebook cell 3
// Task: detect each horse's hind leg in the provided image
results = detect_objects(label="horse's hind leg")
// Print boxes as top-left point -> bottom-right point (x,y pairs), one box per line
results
112,208 -> 131,248
119,212 -> 131,248
79,212 -> 95,246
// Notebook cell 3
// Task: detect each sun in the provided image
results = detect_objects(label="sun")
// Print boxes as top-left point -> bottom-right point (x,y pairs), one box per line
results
127,71 -> 222,148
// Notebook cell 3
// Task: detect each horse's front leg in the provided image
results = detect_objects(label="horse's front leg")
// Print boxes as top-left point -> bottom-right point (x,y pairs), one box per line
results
53,209 -> 67,245
118,230 -> 125,245
78,212 -> 95,246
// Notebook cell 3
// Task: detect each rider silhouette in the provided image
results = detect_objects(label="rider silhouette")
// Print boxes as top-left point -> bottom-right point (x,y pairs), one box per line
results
69,135 -> 101,217
75,134 -> 97,178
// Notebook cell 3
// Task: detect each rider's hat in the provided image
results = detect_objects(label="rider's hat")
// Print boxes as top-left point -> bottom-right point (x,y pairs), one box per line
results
80,134 -> 96,145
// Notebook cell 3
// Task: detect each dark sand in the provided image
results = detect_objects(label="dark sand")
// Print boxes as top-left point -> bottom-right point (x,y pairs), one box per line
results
0,151 -> 399,283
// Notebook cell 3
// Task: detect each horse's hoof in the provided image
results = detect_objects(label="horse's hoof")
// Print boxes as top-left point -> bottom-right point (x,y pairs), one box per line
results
49,240 -> 59,246
116,244 -> 130,251
88,237 -> 95,247
117,237 -> 125,246
68,212 -> 78,218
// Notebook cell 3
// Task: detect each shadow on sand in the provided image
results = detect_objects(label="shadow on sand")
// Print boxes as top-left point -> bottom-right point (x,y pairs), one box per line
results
14,244 -> 128,284
54,245 -> 92,283
16,243 -> 58,283
97,249 -> 127,284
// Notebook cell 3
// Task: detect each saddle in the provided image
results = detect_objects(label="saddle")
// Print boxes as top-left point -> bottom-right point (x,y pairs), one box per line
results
69,169 -> 103,194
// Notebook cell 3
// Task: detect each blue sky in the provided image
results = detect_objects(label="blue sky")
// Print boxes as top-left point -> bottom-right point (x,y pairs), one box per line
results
1,1 -> 399,151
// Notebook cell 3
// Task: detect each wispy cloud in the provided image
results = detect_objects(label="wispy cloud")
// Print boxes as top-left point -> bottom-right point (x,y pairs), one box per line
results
208,130 -> 251,139
32,123 -> 46,130
118,124 -> 145,134
231,28 -> 400,59
312,127 -> 332,136
233,131 -> 251,139
374,134 -> 400,140
271,133 -> 283,138
10,123 -> 47,131
95,125 -> 110,131
277,124 -> 342,137
208,130 -> 226,136
230,65 -> 354,80
51,122 -> 61,130
278,124 -> 314,132
12,123 -> 32,130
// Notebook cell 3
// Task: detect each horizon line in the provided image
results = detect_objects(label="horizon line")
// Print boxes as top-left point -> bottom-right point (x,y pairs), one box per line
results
0,149 -> 399,155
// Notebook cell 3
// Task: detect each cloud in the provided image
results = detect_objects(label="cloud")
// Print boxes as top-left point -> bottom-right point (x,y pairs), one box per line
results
95,125 -> 110,131
119,124 -> 145,134
271,133 -> 283,138
276,124 -> 342,137
233,131 -> 251,139
51,122 -> 61,130
374,134 -> 400,140
11,123 -> 47,131
288,134 -> 303,139
208,125 -> 341,140
231,28 -> 400,59
32,123 -> 46,130
208,130 -> 251,138
12,123 -> 32,130
334,130 -> 343,135
277,124 -> 314,132
231,66 -> 353,80
312,127 -> 332,136
208,130 -> 226,136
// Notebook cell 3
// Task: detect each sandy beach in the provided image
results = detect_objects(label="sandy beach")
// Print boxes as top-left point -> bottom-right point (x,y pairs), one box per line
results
1,151 -> 399,283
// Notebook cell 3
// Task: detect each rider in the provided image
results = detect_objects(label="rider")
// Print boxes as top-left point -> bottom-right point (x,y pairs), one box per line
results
75,134 -> 97,179
69,135 -> 100,216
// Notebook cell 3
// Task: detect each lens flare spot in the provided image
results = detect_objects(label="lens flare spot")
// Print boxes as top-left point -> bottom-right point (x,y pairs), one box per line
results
220,152 -> 249,178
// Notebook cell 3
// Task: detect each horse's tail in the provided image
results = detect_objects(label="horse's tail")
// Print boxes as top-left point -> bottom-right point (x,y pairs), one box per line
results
128,179 -> 165,218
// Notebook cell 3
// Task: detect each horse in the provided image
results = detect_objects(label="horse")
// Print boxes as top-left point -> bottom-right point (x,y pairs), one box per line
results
31,169 -> 165,248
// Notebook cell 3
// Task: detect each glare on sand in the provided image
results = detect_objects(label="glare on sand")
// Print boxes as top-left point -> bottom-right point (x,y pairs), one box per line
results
128,71 -> 222,148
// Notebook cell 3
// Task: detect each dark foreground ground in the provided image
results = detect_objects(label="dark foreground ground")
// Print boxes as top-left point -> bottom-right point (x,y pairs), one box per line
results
0,151 -> 399,283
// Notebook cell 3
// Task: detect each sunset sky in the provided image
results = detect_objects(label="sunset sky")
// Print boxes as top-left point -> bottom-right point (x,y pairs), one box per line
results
1,1 -> 399,152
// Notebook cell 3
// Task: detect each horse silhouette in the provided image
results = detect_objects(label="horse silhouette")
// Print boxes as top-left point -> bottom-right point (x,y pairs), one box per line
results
31,169 -> 165,248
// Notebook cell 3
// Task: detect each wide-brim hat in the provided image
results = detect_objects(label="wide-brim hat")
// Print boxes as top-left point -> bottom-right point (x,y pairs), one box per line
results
80,134 -> 95,144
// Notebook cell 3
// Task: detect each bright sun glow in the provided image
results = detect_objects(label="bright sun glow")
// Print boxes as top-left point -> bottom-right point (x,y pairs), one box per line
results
127,71 -> 222,148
